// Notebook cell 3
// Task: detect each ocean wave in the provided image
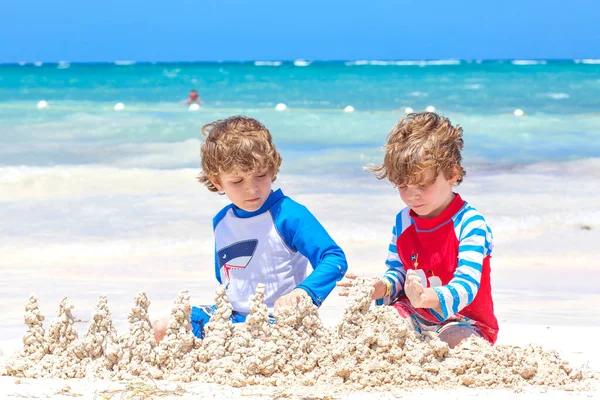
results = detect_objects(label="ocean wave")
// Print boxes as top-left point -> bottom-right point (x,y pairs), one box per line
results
419,59 -> 461,66
344,60 -> 461,66
344,60 -> 370,66
0,165 -> 201,201
466,157 -> 600,178
112,139 -> 202,168
254,61 -> 282,66
577,59 -> 600,65
547,92 -> 570,100
162,68 -> 180,78
518,157 -> 600,176
293,60 -> 311,67
511,60 -> 547,65
2,159 -> 599,241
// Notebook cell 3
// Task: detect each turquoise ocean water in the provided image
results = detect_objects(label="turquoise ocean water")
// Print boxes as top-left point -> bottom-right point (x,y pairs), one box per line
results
1,60 -> 599,174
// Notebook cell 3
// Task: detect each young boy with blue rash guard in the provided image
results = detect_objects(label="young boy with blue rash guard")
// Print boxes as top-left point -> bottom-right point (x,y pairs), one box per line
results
338,112 -> 498,347
154,116 -> 347,341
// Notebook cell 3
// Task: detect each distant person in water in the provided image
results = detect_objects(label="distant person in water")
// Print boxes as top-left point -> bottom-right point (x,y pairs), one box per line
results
185,89 -> 202,104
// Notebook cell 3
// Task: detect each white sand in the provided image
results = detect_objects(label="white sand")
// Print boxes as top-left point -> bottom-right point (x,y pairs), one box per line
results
0,323 -> 598,399
1,281 -> 598,398
1,165 -> 600,398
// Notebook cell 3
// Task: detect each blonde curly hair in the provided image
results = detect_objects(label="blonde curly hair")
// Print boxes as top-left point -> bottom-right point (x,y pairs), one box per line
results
198,116 -> 282,192
368,112 -> 466,187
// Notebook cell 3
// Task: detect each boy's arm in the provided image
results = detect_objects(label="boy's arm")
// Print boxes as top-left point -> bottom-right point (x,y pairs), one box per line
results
376,221 -> 407,306
274,202 -> 347,306
428,215 -> 492,321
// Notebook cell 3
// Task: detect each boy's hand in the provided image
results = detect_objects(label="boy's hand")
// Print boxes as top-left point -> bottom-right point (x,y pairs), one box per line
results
274,288 -> 309,310
405,269 -> 426,308
337,272 -> 387,300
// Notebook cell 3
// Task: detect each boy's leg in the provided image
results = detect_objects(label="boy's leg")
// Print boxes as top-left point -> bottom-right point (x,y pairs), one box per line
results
391,298 -> 484,347
436,323 -> 482,348
152,316 -> 169,344
391,298 -> 440,334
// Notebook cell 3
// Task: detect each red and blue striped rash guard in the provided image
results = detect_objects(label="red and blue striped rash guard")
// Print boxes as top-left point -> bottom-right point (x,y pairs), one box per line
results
377,193 -> 499,343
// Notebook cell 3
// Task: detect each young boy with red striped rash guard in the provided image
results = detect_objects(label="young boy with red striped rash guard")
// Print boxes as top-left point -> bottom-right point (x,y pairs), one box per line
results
339,112 -> 498,347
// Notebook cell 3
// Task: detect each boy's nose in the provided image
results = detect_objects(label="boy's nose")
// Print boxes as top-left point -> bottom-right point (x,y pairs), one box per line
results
407,187 -> 421,199
246,182 -> 258,194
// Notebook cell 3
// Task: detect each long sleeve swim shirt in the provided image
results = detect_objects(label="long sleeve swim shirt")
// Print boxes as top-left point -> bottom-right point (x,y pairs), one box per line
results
212,189 -> 348,315
378,193 -> 499,342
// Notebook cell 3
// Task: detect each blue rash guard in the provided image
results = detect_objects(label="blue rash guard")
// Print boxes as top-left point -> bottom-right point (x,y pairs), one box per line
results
190,189 -> 347,337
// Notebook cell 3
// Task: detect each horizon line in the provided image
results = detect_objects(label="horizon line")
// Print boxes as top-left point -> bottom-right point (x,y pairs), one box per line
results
1,58 -> 600,65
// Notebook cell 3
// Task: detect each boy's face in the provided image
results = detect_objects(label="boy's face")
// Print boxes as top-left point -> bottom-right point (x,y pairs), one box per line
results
397,169 -> 458,219
212,169 -> 273,212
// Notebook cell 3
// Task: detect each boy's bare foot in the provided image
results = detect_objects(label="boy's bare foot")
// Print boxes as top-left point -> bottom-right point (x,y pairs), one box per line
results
152,316 -> 168,344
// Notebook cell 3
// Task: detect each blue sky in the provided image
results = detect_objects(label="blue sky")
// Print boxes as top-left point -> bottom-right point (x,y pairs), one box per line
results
1,0 -> 599,62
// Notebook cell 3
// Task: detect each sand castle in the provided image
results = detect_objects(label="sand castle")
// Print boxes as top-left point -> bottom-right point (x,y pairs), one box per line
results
1,279 -> 597,393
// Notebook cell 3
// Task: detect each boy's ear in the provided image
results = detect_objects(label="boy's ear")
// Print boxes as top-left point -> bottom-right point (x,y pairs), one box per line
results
210,178 -> 224,192
448,167 -> 460,185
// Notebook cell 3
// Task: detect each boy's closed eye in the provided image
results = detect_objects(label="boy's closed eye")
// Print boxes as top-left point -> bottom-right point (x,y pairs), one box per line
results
229,173 -> 267,185
398,183 -> 430,190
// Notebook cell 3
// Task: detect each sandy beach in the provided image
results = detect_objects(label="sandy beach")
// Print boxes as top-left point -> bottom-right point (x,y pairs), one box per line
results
1,163 -> 599,398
